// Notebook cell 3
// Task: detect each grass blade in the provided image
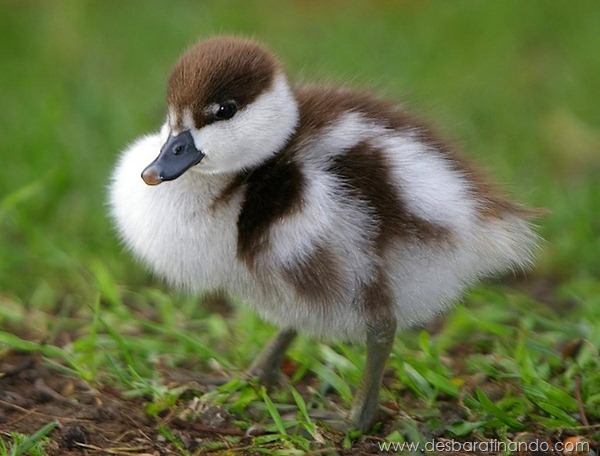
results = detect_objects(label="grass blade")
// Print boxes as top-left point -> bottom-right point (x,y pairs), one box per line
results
9,421 -> 57,456
260,387 -> 287,436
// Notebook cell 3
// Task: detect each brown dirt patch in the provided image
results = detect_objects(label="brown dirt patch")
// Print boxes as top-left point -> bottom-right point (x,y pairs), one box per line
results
0,352 -> 245,455
0,352 -> 389,455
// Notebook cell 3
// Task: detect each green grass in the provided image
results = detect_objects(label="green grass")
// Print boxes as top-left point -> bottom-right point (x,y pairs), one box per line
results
0,422 -> 56,456
1,1 -> 599,454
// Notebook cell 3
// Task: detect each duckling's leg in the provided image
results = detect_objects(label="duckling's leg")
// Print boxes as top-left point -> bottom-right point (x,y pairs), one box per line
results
348,318 -> 396,431
246,328 -> 296,386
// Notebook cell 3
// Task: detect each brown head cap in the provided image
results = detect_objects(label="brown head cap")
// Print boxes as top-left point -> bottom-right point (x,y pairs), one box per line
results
167,36 -> 280,129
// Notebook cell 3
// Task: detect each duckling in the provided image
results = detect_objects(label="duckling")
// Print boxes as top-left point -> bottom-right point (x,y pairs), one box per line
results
109,36 -> 539,431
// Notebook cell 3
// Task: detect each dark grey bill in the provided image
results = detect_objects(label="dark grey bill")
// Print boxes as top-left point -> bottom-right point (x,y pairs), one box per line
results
141,130 -> 205,185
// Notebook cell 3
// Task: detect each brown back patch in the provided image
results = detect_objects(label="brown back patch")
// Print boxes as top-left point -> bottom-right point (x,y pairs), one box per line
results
327,141 -> 450,251
293,85 -> 540,221
281,244 -> 343,304
167,36 -> 279,129
289,85 -> 420,149
236,152 -> 305,266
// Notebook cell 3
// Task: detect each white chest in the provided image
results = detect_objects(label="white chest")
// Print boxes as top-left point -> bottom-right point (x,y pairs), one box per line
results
109,134 -> 242,291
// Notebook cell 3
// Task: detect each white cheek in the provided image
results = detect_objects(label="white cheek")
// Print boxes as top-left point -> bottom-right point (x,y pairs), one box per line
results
191,74 -> 299,174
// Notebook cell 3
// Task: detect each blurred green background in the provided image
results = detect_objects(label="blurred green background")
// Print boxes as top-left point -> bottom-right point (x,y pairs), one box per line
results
1,1 -> 598,320
1,3 -> 599,450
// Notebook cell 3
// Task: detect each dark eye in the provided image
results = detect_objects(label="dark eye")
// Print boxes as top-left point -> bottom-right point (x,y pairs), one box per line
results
214,101 -> 237,121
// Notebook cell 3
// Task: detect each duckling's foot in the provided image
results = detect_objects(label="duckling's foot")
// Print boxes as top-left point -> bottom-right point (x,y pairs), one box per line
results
162,371 -> 230,388
309,409 -> 350,432
246,368 -> 291,389
310,406 -> 391,433
245,328 -> 296,388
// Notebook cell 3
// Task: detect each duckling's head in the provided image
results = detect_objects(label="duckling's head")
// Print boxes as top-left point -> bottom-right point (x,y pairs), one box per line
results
142,36 -> 299,184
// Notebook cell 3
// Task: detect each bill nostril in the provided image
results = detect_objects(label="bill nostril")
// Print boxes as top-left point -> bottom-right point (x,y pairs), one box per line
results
173,145 -> 185,155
